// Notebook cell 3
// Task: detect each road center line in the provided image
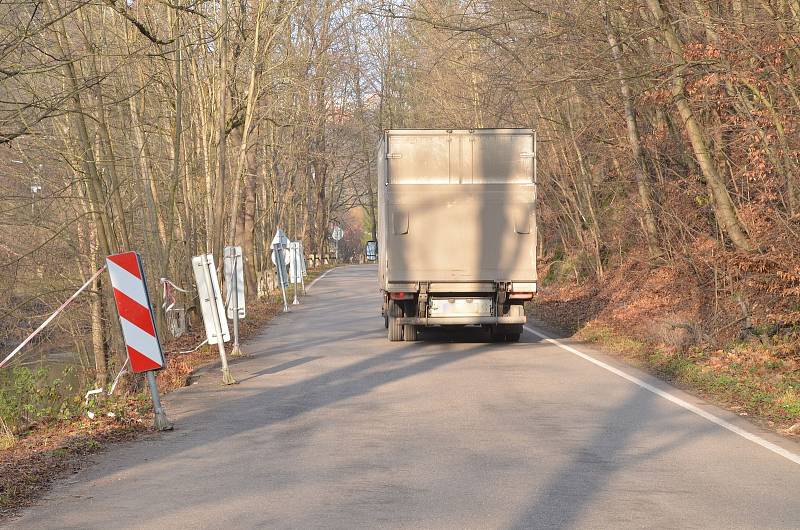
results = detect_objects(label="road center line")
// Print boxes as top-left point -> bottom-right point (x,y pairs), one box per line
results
523,325 -> 800,465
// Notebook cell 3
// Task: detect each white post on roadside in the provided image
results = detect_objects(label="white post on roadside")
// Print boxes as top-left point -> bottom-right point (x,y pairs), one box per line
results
204,259 -> 235,384
274,243 -> 289,312
224,246 -> 246,357
233,270 -> 241,352
289,241 -> 301,305
300,242 -> 307,294
331,225 -> 344,264
193,253 -> 236,385
292,265 -> 300,306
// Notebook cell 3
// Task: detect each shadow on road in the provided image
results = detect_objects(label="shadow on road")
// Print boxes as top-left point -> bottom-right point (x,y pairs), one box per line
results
508,388 -> 717,529
236,356 -> 324,383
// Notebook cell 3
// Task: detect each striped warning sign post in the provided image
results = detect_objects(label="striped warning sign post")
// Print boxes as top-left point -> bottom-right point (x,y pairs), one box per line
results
106,251 -> 172,431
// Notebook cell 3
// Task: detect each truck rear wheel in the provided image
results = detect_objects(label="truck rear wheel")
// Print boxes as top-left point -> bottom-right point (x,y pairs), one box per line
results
388,300 -> 404,342
504,324 -> 523,342
488,326 -> 504,343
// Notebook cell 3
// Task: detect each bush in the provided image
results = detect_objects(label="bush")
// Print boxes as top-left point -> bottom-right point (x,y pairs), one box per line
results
0,366 -> 83,434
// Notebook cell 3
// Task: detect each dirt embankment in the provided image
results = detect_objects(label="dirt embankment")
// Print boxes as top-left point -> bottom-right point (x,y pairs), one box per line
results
529,255 -> 800,437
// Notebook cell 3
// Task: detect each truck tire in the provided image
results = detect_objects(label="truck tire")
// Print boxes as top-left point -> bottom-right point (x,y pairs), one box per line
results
488,326 -> 505,343
504,324 -> 523,342
388,300 -> 404,342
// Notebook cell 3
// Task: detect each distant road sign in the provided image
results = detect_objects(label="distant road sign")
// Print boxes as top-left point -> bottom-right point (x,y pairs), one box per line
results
271,246 -> 291,266
332,225 -> 344,241
271,228 -> 289,248
365,240 -> 378,261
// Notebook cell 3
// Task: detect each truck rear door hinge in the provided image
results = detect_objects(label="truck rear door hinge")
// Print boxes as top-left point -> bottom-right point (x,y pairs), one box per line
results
386,153 -> 402,159
419,282 -> 429,303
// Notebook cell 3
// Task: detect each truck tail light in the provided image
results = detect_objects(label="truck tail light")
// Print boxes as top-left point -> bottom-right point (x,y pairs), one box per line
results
509,282 -> 536,300
390,292 -> 414,300
509,293 -> 534,300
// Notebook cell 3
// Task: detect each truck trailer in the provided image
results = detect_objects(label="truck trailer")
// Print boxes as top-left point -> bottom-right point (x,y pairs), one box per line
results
377,128 -> 538,342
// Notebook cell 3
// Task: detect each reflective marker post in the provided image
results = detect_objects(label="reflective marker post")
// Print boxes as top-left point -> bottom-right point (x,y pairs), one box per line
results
106,251 -> 172,430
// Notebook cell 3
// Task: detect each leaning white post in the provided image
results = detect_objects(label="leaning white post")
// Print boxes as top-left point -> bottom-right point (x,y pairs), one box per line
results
274,243 -> 290,312
192,253 -> 236,385
289,241 -> 301,305
230,255 -> 242,356
204,258 -> 235,384
224,246 -> 245,357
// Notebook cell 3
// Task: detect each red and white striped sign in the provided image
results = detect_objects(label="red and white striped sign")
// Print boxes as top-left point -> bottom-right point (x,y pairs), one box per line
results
106,252 -> 165,373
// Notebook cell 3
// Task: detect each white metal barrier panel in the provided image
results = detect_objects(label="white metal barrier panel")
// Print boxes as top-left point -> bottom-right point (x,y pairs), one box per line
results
192,253 -> 235,384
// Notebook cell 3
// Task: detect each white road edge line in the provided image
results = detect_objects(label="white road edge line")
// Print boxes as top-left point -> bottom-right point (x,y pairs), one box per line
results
307,267 -> 337,292
523,325 -> 800,465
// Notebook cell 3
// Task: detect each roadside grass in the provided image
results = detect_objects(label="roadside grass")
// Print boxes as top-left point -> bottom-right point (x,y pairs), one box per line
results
577,321 -> 800,433
0,265 -> 337,518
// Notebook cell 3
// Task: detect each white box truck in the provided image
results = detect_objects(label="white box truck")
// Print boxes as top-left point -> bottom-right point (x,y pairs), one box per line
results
377,128 -> 538,342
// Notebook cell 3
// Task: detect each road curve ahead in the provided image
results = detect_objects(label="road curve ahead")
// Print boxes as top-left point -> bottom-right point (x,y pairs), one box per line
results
9,266 -> 800,529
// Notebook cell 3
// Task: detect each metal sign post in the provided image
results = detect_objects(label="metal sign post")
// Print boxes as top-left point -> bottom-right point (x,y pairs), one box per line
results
300,242 -> 307,294
224,246 -> 246,357
106,251 -> 172,431
231,266 -> 242,356
145,371 -> 170,430
291,243 -> 299,306
273,243 -> 290,312
192,254 -> 236,385
289,241 -> 302,305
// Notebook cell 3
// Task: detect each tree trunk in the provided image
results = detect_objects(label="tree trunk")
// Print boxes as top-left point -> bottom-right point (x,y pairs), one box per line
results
646,0 -> 754,252
602,2 -> 661,258
213,0 -> 230,260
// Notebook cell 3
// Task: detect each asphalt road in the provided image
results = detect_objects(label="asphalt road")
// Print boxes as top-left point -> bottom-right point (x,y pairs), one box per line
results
8,266 -> 800,529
